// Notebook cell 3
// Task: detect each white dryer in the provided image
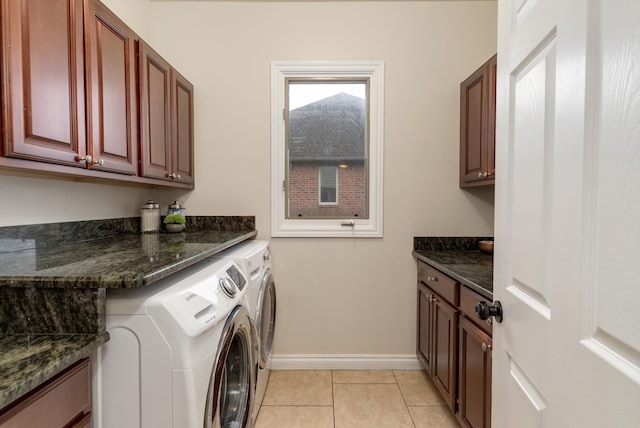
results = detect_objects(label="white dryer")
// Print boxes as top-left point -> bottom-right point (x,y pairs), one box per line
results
98,256 -> 255,428
220,241 -> 276,421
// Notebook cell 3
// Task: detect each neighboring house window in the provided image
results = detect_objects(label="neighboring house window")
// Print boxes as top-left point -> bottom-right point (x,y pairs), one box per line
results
319,166 -> 338,205
271,61 -> 384,237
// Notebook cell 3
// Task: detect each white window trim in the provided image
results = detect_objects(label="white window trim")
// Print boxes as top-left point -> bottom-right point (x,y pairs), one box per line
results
271,60 -> 384,238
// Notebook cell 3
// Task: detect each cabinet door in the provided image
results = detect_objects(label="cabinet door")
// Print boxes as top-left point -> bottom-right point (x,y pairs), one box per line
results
417,284 -> 434,375
84,0 -> 138,174
458,316 -> 492,428
485,55 -> 497,180
170,69 -> 194,185
432,294 -> 459,412
138,40 -> 172,180
459,54 -> 496,187
0,0 -> 87,167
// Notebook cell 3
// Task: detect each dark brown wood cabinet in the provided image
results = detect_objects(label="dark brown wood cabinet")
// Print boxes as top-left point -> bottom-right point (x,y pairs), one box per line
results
84,0 -> 138,175
458,316 -> 492,428
170,69 -> 195,185
0,0 -> 194,188
0,0 -> 87,167
432,293 -> 459,412
416,259 -> 493,427
0,359 -> 91,428
417,262 -> 460,413
460,54 -> 497,188
138,40 -> 194,185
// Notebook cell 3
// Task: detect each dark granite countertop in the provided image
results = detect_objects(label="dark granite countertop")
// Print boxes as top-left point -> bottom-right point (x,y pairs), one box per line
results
0,216 -> 256,411
0,218 -> 257,288
413,237 -> 493,299
0,333 -> 109,409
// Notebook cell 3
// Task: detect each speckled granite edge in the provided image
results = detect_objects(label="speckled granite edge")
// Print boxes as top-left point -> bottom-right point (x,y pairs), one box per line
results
0,333 -> 109,409
0,288 -> 105,334
413,236 -> 493,251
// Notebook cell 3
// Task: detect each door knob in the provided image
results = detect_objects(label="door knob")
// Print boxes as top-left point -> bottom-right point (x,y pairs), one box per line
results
475,300 -> 503,323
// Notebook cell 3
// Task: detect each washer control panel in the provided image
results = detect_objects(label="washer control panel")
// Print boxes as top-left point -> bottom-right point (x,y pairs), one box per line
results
154,259 -> 247,337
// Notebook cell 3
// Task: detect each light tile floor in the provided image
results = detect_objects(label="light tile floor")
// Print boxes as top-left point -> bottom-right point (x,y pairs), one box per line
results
255,370 -> 460,428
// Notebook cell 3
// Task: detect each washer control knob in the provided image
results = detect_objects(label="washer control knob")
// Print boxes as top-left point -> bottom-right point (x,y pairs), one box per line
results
219,277 -> 236,298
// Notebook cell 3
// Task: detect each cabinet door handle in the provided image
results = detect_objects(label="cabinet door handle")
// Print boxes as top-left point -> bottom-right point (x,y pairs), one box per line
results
427,276 -> 438,282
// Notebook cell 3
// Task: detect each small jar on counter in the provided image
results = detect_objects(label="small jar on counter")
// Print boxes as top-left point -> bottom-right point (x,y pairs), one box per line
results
168,200 -> 186,217
140,200 -> 160,233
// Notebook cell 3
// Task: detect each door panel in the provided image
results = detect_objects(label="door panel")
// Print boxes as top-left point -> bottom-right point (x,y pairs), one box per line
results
581,0 -> 640,382
494,0 -> 640,426
1,0 -> 86,166
138,40 -> 171,180
171,69 -> 195,185
432,296 -> 458,411
85,0 -> 137,175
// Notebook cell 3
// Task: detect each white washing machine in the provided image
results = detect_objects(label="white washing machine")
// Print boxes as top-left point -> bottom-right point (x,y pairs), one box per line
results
220,241 -> 276,422
97,256 -> 255,428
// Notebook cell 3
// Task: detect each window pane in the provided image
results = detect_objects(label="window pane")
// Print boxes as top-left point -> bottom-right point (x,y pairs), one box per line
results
286,79 -> 368,219
319,166 -> 337,204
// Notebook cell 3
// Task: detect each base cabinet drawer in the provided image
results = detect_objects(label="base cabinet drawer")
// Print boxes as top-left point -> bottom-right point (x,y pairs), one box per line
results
0,359 -> 92,428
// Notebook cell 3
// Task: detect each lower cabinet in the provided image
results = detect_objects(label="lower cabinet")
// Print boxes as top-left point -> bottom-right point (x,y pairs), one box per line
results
416,259 -> 492,428
0,359 -> 91,428
458,316 -> 492,428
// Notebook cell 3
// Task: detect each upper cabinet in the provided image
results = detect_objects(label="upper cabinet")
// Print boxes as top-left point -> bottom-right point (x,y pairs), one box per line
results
0,0 -> 194,188
170,69 -> 195,186
459,54 -> 496,188
138,41 -> 194,185
0,0 -> 88,167
84,0 -> 138,175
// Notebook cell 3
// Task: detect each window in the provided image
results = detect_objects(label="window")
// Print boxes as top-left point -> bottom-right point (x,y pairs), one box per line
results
271,61 -> 384,237
319,166 -> 338,205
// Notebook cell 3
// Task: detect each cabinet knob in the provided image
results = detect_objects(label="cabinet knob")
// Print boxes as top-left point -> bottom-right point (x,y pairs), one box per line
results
93,158 -> 104,166
475,300 -> 503,323
482,342 -> 492,352
427,276 -> 438,282
75,155 -> 92,164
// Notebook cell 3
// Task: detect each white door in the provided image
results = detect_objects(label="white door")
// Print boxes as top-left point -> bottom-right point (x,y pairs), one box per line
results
493,0 -> 640,426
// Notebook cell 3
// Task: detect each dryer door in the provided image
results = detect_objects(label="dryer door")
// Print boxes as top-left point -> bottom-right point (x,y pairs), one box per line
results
204,305 -> 255,428
256,270 -> 276,369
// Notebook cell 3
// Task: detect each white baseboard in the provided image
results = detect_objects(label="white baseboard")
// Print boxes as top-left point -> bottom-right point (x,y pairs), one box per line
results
270,354 -> 423,371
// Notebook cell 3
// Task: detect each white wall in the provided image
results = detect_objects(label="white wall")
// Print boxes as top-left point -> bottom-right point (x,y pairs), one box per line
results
1,0 -> 497,367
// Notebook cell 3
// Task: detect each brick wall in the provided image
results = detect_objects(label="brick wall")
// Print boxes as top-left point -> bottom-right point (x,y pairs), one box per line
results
288,163 -> 367,218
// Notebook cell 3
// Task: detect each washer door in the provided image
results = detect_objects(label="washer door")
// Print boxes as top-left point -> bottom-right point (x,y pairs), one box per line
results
256,270 -> 276,369
204,305 -> 254,428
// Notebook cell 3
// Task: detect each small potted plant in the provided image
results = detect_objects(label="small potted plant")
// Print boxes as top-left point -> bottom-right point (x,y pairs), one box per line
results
163,213 -> 186,233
